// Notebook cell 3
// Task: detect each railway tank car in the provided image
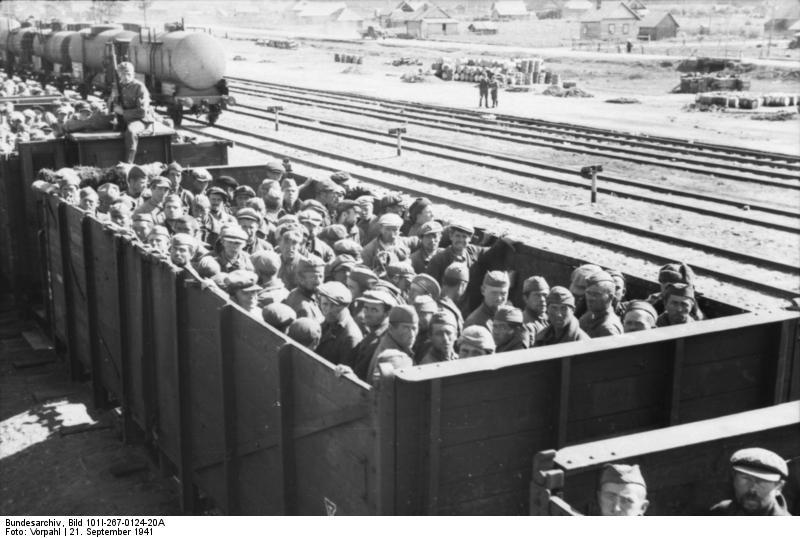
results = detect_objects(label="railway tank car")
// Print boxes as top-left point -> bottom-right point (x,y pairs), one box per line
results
0,18 -> 232,125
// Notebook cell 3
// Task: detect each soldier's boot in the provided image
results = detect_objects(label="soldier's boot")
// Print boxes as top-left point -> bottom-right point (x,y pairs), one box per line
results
126,149 -> 137,164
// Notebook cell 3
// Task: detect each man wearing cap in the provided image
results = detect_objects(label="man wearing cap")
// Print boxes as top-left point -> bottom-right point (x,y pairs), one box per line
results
277,228 -> 305,290
188,167 -> 213,196
656,283 -> 696,328
465,271 -> 510,333
107,201 -> 133,231
296,209 -> 334,263
169,233 -> 198,269
646,262 -> 705,320
287,317 -> 322,351
363,194 -> 406,245
597,464 -> 650,516
367,305 -> 419,382
355,195 -> 375,243
425,221 -> 479,284
386,261 -> 415,298
457,326 -> 496,358
146,225 -> 171,253
316,281 -> 363,365
347,265 -> 379,304
212,225 -> 255,274
265,160 -> 285,181
709,448 -> 791,516
162,194 -> 186,234
262,303 -> 297,334
164,162 -> 194,208
236,207 -> 272,255
579,271 -> 624,338
315,180 -> 346,220
284,255 -> 326,325
57,169 -> 81,204
258,179 -> 284,225
419,311 -> 459,364
117,164 -> 149,212
336,199 -> 362,244
317,224 -> 348,249
360,213 -> 412,275
281,177 -> 301,215
223,270 -> 263,317
522,276 -> 550,339
492,305 -> 530,353
409,220 -> 443,275
622,301 -> 657,333
371,349 -> 414,387
131,213 -> 155,243
348,289 -> 396,381
251,250 -> 288,307
231,185 -> 255,211
569,264 -> 602,319
133,176 -> 171,224
534,287 -> 589,346
411,294 -> 439,360
326,255 -> 357,285
605,268 -> 627,319
108,62 -> 155,163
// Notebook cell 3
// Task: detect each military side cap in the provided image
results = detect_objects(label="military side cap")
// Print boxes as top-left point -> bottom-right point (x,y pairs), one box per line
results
430,310 -> 457,329
147,225 -> 170,240
337,199 -> 360,213
586,270 -> 615,289
379,194 -> 404,211
730,448 -> 788,481
127,165 -> 147,181
570,264 -> 602,283
494,305 -> 523,324
300,200 -> 328,219
318,281 -> 353,305
377,213 -> 403,228
458,325 -> 496,352
251,250 -> 281,275
330,171 -> 351,184
206,186 -> 229,200
625,301 -> 657,324
358,289 -> 397,308
658,263 -> 684,284
225,270 -> 261,293
262,303 -> 296,331
296,255 -> 325,273
448,220 -> 474,235
332,251 -> 358,273
234,185 -> 256,199
412,294 -> 438,314
236,207 -> 261,222
333,239 -> 363,258
387,261 -> 415,279
132,212 -> 155,223
443,263 -> 470,285
664,283 -> 695,302
287,317 -> 322,345
149,176 -> 171,189
411,274 -> 441,300
191,168 -> 213,182
220,225 -> 248,243
523,276 -> 549,294
266,160 -> 285,173
547,286 -> 575,308
166,161 -> 183,173
389,305 -> 419,325
349,265 -> 379,290
599,464 -> 646,488
418,220 -> 443,236
171,233 -> 196,248
483,271 -> 509,288
173,214 -> 198,227
318,179 -> 341,193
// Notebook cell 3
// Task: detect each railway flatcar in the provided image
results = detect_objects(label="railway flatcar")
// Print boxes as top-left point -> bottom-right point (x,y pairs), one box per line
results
0,18 -> 232,125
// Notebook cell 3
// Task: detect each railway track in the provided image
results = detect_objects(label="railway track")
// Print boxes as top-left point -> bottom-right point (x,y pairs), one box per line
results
227,96 -> 800,233
228,77 -> 800,185
182,116 -> 800,302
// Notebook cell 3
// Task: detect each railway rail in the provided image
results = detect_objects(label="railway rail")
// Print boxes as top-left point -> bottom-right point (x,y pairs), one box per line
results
228,77 -> 800,184
228,96 -> 800,232
183,117 -> 800,301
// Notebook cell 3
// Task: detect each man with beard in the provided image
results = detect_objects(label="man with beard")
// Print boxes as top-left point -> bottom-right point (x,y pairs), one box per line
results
336,199 -> 362,243
465,271 -> 510,333
656,283 -> 696,328
710,448 -> 790,516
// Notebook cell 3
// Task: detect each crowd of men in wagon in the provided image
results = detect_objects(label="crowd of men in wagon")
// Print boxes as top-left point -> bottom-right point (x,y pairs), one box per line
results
36,157 -> 706,387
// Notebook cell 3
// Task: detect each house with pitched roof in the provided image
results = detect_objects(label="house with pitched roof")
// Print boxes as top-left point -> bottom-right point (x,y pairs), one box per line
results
563,0 -> 593,20
637,11 -> 678,41
764,0 -> 800,34
490,1 -> 529,21
404,3 -> 459,37
580,1 -> 641,40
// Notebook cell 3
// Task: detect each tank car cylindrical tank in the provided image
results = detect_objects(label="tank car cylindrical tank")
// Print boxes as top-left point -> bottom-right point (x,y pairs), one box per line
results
80,27 -> 135,71
42,31 -> 79,66
130,30 -> 226,90
66,28 -> 91,66
7,27 -> 36,58
0,17 -> 21,54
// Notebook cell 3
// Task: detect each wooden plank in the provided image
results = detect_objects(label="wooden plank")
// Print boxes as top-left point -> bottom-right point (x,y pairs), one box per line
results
557,357 -> 571,448
774,319 -> 794,403
57,202 -> 81,380
45,196 -> 67,345
668,338 -> 685,425
278,344 -> 297,515
426,379 -> 442,515
172,140 -> 230,167
677,387 -> 767,424
121,242 -> 147,430
82,216 -> 107,408
219,305 -> 237,515
567,369 -> 669,421
175,274 -> 197,514
373,372 -> 396,515
437,489 -> 527,516
682,323 -> 777,365
437,466 -> 530,508
678,354 -> 771,402
393,380 -> 429,515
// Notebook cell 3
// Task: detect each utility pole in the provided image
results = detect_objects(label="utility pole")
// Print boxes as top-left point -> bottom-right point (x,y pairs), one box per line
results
767,2 -> 775,58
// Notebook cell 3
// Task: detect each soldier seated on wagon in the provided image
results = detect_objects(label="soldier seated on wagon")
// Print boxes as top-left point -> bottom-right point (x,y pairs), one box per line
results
597,464 -> 649,516
108,62 -> 155,164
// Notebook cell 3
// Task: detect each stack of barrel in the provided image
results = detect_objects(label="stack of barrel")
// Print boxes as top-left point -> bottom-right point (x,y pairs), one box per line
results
695,91 -> 799,109
334,53 -> 363,64
678,73 -> 750,94
431,56 -> 563,88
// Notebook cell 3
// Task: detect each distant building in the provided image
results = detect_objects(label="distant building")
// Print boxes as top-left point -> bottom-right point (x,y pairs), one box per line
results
562,0 -> 593,20
468,21 -> 499,34
580,2 -> 640,40
637,11 -> 678,41
382,1 -> 430,28
295,2 -> 348,24
625,0 -> 648,17
404,3 -> 459,38
535,0 -> 562,20
764,0 -> 800,34
491,1 -> 529,21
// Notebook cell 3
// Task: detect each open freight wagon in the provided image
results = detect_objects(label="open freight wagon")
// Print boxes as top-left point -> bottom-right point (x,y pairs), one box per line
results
4,139 -> 800,515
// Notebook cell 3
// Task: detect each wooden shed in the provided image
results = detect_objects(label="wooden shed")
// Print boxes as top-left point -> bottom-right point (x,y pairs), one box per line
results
580,2 -> 640,40
637,11 -> 679,41
404,4 -> 459,38
490,1 -> 529,21
468,21 -> 499,34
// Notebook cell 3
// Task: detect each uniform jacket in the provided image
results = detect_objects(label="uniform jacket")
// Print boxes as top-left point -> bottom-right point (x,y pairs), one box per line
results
439,296 -> 465,337
534,317 -> 589,347
133,198 -> 165,225
418,346 -> 458,365
410,246 -> 442,274
425,244 -> 489,286
112,78 -> 154,124
256,281 -> 290,308
284,287 -> 324,325
464,301 -> 506,333
316,314 -> 363,366
366,332 -> 414,384
213,250 -> 255,274
655,312 -> 695,328
523,309 -> 549,340
361,237 -> 411,274
495,330 -> 530,353
579,308 -> 623,338
349,323 -> 387,381
709,495 -> 791,516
